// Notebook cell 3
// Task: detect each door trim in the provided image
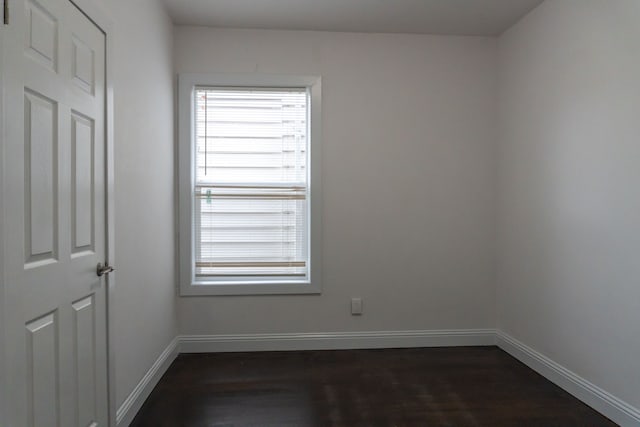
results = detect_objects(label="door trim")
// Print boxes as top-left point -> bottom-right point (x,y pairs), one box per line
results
0,5 -> 6,425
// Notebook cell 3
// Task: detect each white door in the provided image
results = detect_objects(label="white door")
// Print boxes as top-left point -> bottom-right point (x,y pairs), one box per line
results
2,0 -> 109,426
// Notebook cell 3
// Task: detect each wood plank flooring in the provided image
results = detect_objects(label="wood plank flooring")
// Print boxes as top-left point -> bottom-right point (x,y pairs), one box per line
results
130,346 -> 617,426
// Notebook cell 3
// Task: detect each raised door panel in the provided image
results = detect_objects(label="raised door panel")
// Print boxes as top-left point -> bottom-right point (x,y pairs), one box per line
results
24,90 -> 58,266
26,312 -> 60,427
72,295 -> 97,427
71,36 -> 94,95
71,112 -> 94,254
24,0 -> 58,71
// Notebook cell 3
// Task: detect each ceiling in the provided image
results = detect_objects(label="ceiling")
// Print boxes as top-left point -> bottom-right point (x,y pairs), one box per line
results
162,0 -> 544,36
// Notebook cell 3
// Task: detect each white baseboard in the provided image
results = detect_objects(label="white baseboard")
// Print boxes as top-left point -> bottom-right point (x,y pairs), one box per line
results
179,329 -> 497,353
115,329 -> 494,425
117,330 -> 640,427
116,337 -> 179,427
497,331 -> 640,427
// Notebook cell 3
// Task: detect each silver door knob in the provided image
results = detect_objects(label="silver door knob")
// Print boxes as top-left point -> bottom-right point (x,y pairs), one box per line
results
97,262 -> 115,277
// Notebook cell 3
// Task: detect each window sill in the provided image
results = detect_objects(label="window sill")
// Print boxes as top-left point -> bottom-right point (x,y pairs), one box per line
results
180,281 -> 322,296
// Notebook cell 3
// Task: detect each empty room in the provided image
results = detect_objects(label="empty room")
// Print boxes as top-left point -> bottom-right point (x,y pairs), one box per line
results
1,0 -> 639,426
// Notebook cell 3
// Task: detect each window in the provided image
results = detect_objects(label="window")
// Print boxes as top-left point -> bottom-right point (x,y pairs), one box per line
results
178,74 -> 322,295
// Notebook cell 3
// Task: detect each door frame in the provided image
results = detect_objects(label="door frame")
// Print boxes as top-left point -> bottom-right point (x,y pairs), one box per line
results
0,5 -> 6,425
0,0 -> 117,425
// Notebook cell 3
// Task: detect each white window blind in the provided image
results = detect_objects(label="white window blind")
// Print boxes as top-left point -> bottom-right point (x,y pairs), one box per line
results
193,87 -> 309,281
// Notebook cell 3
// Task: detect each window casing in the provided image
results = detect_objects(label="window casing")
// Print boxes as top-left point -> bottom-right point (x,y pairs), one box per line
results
179,74 -> 322,295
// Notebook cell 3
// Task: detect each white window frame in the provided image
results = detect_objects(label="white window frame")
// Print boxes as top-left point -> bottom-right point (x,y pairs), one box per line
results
178,73 -> 322,296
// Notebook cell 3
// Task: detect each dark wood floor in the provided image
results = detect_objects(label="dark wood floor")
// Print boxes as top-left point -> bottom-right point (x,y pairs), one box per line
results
130,346 -> 617,427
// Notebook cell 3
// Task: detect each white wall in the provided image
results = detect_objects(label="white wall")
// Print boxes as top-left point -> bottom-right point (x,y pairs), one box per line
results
92,0 -> 178,409
175,28 -> 498,335
497,0 -> 640,410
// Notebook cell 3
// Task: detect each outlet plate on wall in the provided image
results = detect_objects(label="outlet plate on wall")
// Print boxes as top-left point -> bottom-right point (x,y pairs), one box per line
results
351,298 -> 363,315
